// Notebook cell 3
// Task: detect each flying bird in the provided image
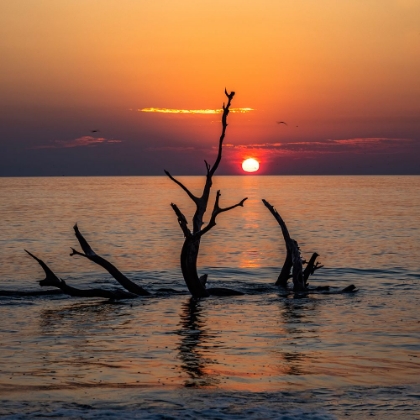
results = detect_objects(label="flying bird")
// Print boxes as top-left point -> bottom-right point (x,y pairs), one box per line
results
277,121 -> 287,125
91,130 -> 100,133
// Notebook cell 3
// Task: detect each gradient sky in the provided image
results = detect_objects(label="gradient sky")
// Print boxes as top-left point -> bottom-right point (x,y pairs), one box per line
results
1,0 -> 419,176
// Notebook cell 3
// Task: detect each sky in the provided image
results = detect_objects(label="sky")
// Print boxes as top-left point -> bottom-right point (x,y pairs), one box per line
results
1,0 -> 419,176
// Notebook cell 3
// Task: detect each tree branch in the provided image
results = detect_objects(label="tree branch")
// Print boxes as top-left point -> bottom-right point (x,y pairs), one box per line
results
25,249 -> 64,287
70,247 -> 87,258
70,224 -> 150,296
170,203 -> 192,238
204,160 -> 211,175
262,199 -> 306,292
262,199 -> 292,243
303,252 -> 322,283
74,223 -> 96,256
199,191 -> 248,237
164,170 -> 198,204
209,89 -> 235,177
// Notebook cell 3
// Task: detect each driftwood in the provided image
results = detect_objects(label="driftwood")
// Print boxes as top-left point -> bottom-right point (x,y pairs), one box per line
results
262,199 -> 356,294
25,250 -> 135,300
262,199 -> 318,292
70,224 -> 150,296
165,90 -> 247,298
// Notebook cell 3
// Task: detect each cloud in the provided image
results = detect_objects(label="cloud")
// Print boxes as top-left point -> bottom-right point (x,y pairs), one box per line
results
224,138 -> 416,155
146,145 -> 197,152
223,142 -> 283,150
30,136 -> 122,150
139,107 -> 254,114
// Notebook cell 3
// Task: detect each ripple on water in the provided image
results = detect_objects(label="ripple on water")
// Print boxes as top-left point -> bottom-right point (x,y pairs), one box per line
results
1,176 -> 419,418
1,385 -> 420,419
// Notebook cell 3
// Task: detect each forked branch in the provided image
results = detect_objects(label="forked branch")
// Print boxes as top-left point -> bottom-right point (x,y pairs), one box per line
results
70,224 -> 150,296
199,191 -> 248,237
166,89 -> 237,236
303,252 -> 324,283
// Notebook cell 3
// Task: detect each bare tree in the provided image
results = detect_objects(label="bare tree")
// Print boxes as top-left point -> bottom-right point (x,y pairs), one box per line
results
165,90 -> 247,297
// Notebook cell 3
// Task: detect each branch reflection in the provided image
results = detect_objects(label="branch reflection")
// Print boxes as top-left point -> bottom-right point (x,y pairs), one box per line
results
39,301 -> 129,334
277,298 -> 320,376
177,297 -> 219,387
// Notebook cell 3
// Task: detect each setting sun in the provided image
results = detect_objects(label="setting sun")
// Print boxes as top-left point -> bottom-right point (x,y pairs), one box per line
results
242,158 -> 260,173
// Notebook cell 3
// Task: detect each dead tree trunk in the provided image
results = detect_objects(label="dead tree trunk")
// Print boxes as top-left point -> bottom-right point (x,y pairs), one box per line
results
262,199 -> 323,293
70,224 -> 150,296
25,250 -> 134,300
165,90 -> 247,298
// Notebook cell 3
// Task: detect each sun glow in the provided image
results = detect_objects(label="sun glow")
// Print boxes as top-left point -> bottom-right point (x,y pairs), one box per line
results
242,158 -> 260,173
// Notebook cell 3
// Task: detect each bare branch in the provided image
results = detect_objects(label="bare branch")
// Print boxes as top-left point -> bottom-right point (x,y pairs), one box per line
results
74,223 -> 96,257
204,160 -> 211,175
69,247 -> 87,258
262,199 -> 306,292
170,203 -> 192,238
25,249 -> 64,287
262,199 -> 292,243
199,191 -> 248,237
218,197 -> 248,214
303,252 -> 321,283
70,224 -> 150,296
209,89 -> 235,176
164,170 -> 198,204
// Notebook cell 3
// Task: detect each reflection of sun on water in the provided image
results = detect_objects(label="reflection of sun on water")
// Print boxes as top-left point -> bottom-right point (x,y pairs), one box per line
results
240,249 -> 260,268
239,206 -> 262,268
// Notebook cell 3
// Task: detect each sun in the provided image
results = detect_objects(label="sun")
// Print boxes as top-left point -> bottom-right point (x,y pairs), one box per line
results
242,158 -> 260,173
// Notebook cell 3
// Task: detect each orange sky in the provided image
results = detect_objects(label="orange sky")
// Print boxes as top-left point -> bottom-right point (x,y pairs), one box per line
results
1,0 -> 419,175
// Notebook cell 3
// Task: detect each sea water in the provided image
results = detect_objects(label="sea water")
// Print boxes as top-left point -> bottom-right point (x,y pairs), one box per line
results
0,176 -> 419,419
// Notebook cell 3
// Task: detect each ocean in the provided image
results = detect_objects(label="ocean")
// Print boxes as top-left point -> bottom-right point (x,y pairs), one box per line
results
0,176 -> 419,419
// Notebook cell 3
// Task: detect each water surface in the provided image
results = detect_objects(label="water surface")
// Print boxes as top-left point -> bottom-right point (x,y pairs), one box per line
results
1,176 -> 419,419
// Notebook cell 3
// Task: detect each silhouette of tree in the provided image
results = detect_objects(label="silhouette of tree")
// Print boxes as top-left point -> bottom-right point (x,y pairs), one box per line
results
165,90 -> 247,297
